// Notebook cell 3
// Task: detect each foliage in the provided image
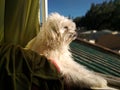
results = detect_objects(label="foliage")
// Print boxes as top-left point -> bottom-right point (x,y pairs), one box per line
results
73,0 -> 120,31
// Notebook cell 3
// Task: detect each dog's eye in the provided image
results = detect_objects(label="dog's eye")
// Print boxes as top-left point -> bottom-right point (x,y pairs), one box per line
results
64,26 -> 68,30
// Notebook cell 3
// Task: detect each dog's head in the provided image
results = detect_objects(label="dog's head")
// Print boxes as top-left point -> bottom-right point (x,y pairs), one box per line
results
40,13 -> 77,47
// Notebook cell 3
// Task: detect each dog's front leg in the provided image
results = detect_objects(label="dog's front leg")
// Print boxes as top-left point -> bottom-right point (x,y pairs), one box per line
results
61,60 -> 108,89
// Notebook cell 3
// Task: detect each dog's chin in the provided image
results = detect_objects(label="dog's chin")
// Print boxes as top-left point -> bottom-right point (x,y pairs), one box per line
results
64,37 -> 77,45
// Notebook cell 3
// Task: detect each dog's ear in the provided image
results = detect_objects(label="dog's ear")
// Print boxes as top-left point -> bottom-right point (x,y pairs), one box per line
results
48,21 -> 60,35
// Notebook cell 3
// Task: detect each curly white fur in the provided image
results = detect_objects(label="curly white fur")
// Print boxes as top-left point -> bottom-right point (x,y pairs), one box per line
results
26,13 -> 117,89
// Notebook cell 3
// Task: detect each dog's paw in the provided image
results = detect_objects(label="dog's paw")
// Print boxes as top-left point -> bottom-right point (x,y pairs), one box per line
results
90,75 -> 108,88
91,87 -> 119,90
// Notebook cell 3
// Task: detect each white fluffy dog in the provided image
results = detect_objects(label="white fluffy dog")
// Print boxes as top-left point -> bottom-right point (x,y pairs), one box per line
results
26,13 -> 116,89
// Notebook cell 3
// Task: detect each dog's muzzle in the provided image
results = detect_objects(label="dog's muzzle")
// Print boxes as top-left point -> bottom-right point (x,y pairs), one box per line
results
73,32 -> 77,40
69,32 -> 77,40
73,32 -> 77,39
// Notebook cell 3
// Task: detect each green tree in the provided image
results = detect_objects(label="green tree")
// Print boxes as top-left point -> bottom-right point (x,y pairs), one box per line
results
74,0 -> 120,31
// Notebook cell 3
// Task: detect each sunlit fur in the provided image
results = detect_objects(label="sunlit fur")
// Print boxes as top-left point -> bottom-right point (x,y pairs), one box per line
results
26,13 -> 115,89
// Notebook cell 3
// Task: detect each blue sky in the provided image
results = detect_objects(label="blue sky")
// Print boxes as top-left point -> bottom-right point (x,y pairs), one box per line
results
48,0 -> 109,18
